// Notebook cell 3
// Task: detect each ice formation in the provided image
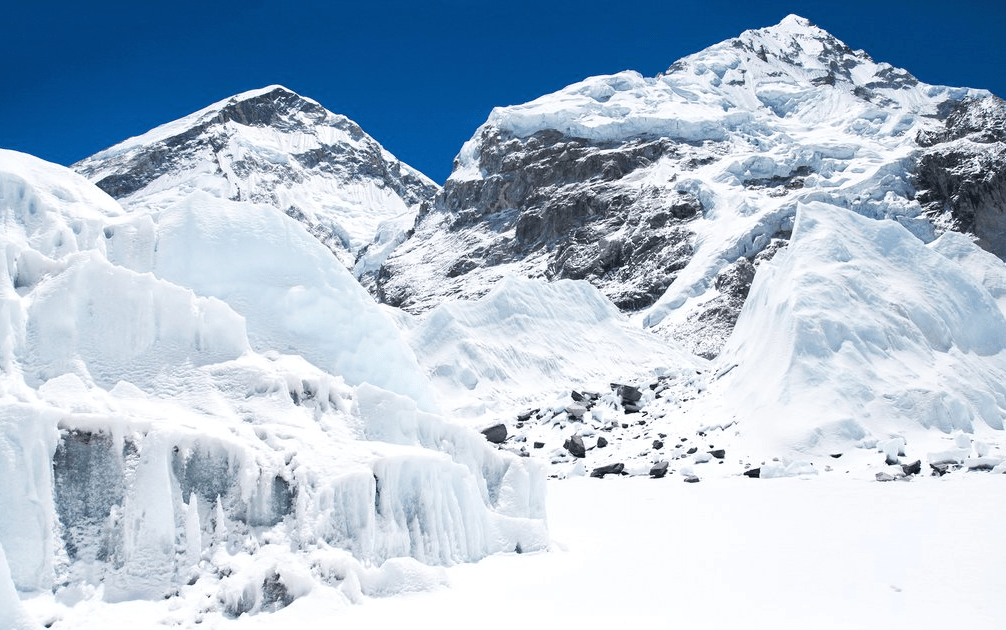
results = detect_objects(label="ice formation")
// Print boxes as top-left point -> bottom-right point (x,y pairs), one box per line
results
0,149 -> 547,617
713,201 -> 1006,459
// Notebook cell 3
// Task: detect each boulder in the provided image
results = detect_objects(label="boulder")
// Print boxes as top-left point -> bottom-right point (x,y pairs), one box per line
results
875,472 -> 897,482
649,461 -> 669,478
590,463 -> 625,478
652,439 -> 664,450
596,436 -> 608,449
743,468 -> 761,478
683,475 -> 700,483
566,402 -> 588,419
611,383 -> 643,402
481,423 -> 507,444
564,435 -> 586,458
901,460 -> 922,476
709,449 -> 726,459
533,441 -> 545,449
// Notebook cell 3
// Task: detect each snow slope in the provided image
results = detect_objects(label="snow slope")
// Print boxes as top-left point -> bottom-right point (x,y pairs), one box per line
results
402,276 -> 703,419
73,85 -> 439,268
0,149 -> 546,617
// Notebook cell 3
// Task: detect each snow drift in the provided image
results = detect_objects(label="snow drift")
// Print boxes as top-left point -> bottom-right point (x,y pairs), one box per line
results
715,201 -> 1006,459
0,149 -> 547,616
406,276 -> 702,418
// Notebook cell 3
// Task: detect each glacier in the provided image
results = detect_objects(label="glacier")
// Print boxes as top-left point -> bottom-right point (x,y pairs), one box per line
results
0,149 -> 547,619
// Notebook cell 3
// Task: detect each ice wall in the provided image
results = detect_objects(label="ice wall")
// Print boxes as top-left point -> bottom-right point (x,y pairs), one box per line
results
0,149 -> 547,615
716,201 -> 1006,458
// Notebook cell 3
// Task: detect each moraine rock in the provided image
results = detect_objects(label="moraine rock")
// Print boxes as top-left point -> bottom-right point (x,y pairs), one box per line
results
901,460 -> 922,476
564,435 -> 587,458
590,463 -> 625,478
649,461 -> 669,478
596,436 -> 608,449
481,423 -> 508,444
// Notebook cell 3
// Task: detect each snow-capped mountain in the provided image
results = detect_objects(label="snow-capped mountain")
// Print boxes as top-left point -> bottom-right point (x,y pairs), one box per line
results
376,15 -> 1002,358
73,85 -> 439,269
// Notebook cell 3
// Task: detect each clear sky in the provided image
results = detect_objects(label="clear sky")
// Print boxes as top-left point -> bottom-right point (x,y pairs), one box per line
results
3,0 -> 1003,184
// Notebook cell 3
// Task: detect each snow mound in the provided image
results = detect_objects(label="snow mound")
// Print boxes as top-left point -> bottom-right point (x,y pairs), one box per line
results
0,150 -> 546,616
408,276 -> 702,418
715,201 -> 1006,459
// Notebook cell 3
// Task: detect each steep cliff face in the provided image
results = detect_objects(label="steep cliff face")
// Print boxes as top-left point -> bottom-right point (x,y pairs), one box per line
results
73,85 -> 439,267
375,15 -> 987,357
916,95 -> 1006,257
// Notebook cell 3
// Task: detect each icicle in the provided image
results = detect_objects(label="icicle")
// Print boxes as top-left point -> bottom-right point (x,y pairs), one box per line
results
185,492 -> 201,565
213,496 -> 228,550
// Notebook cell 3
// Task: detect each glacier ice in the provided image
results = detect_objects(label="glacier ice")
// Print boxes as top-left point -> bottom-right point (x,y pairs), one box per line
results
712,201 -> 1006,459
0,149 -> 547,613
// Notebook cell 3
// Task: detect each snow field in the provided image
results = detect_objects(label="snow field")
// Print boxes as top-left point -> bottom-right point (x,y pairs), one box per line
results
22,475 -> 1006,627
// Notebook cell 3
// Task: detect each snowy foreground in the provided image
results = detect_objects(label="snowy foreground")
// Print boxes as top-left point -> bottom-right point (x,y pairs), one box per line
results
23,475 -> 1006,628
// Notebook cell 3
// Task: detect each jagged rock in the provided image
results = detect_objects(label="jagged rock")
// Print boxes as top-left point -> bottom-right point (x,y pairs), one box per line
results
931,462 -> 953,476
517,409 -> 536,422
709,449 -> 726,459
566,402 -> 588,419
902,460 -> 922,476
571,390 -> 586,402
590,463 -> 625,478
649,461 -> 669,478
915,96 -> 1006,259
533,441 -> 545,449
564,435 -> 586,458
743,468 -> 761,478
481,423 -> 508,444
875,472 -> 897,482
653,440 -> 664,450
596,437 -> 608,449
683,475 -> 700,483
612,383 -> 643,402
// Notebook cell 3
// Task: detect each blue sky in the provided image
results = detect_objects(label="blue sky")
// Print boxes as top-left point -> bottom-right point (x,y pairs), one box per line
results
3,0 -> 1003,183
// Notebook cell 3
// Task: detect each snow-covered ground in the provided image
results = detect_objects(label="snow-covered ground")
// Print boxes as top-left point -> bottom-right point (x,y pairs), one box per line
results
28,476 -> 1006,628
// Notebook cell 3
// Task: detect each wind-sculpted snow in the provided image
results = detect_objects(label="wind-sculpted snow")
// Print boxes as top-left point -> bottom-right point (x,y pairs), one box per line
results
712,202 -> 1006,460
73,85 -> 439,268
0,150 -> 546,617
378,15 -> 989,358
406,276 -> 702,418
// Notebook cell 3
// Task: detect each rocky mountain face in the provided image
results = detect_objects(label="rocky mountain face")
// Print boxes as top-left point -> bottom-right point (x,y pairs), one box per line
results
375,15 -> 997,358
916,95 -> 1006,257
73,85 -> 439,267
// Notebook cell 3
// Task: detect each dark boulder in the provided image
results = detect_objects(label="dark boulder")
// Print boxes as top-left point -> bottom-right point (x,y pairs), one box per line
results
590,463 -> 625,478
564,435 -> 586,458
653,440 -> 664,450
612,383 -> 643,402
902,460 -> 922,476
481,424 -> 508,444
649,461 -> 669,478
743,468 -> 761,478
596,436 -> 608,449
709,449 -> 726,459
